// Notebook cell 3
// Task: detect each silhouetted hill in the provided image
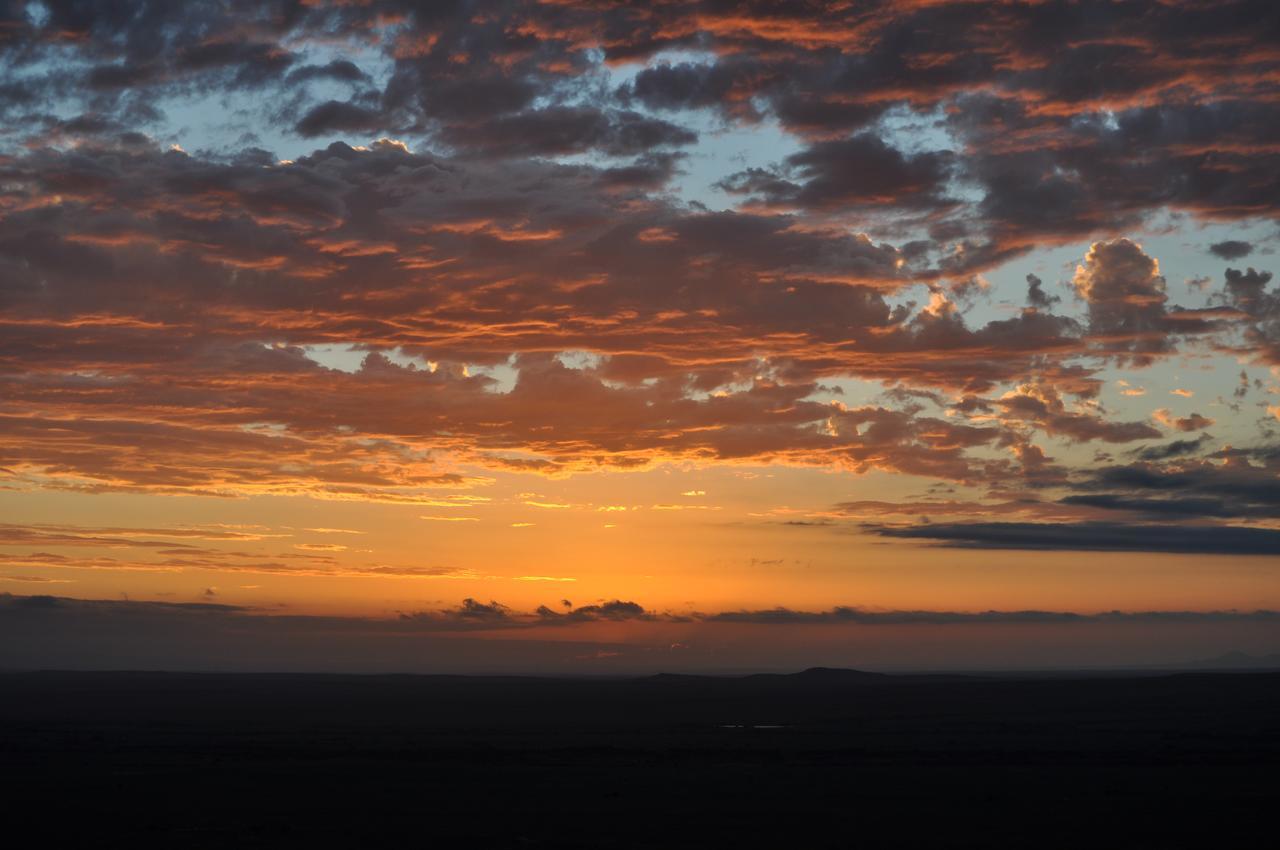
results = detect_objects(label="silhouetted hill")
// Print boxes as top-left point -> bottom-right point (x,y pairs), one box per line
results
1190,650 -> 1280,669
766,665 -> 890,680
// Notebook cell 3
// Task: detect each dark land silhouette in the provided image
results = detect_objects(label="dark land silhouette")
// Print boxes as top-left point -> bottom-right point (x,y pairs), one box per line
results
2,668 -> 1276,847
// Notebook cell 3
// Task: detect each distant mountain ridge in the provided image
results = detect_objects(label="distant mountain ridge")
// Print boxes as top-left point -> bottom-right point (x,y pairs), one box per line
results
754,666 -> 890,681
1180,651 -> 1280,669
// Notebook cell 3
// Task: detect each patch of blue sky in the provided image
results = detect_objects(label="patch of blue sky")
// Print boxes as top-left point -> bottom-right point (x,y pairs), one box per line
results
1072,349 -> 1279,467
562,47 -> 807,210
938,218 -> 1278,346
5,33 -> 397,161
554,350 -> 605,371
878,102 -> 957,157
163,41 -> 396,162
542,108 -> 803,211
680,115 -> 802,211
301,343 -> 430,374
801,376 -> 901,408
470,358 -> 519,394
302,343 -> 519,392
963,240 -> 1093,327
300,343 -> 374,373
1131,217 -> 1278,301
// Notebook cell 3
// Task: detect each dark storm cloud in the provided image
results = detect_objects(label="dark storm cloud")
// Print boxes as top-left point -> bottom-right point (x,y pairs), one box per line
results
1094,460 -> 1280,505
451,597 -> 508,619
295,100 -> 387,138
1057,495 -> 1241,520
396,599 -> 525,629
1209,240 -> 1254,261
597,152 -> 686,189
717,134 -> 954,211
285,59 -> 370,87
943,97 -> 1280,258
535,600 -> 656,624
412,75 -> 539,123
1210,267 -> 1280,364
436,107 -> 697,159
1037,457 -> 1280,523
1221,268 -> 1274,314
1131,436 -> 1212,462
622,61 -> 754,116
1025,274 -> 1060,310
81,39 -> 296,91
867,521 -> 1280,555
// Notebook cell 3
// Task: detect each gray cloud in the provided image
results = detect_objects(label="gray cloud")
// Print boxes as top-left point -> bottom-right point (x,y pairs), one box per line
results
295,100 -> 387,138
1209,240 -> 1254,260
866,521 -> 1280,555
705,606 -> 1279,626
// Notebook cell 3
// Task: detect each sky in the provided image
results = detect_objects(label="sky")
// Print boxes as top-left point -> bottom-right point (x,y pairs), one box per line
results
1,0 -> 1278,673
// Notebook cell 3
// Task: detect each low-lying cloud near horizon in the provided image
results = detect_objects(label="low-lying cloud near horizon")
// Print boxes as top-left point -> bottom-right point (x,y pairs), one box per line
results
2,592 -> 1276,674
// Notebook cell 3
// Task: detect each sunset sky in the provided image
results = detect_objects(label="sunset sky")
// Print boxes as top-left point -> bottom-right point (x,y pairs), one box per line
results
2,0 -> 1278,672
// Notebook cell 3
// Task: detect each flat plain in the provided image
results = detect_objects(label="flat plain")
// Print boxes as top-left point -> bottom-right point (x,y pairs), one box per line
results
1,668 -> 1276,847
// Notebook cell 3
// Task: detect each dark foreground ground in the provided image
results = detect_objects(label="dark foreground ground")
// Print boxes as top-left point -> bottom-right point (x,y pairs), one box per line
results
1,668 -> 1277,848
